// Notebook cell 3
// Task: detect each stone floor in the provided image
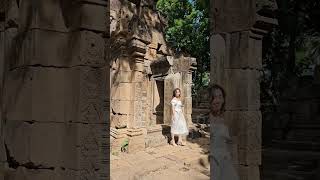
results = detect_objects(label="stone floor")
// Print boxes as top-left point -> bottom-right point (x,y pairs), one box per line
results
110,137 -> 210,180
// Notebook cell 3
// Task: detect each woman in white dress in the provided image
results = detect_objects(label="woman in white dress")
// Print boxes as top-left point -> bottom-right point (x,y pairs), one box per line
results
208,84 -> 239,180
170,88 -> 189,146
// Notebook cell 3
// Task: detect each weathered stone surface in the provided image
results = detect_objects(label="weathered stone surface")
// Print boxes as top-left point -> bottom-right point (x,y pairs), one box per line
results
4,67 -> 107,124
109,0 -> 196,155
224,69 -> 260,111
128,135 -> 145,153
225,111 -> 262,165
184,97 -> 193,115
5,0 -> 19,28
238,165 -> 260,180
144,47 -> 158,60
171,57 -> 196,74
4,167 -> 79,180
3,0 -> 110,179
112,83 -> 133,101
0,27 -> 4,95
4,121 -> 107,171
75,30 -> 106,66
227,31 -> 262,69
110,0 -> 137,36
111,100 -> 132,115
163,74 -> 175,125
210,33 -> 227,86
71,2 -> 108,32
145,126 -> 168,148
212,0 -> 256,33
14,30 -> 105,68
14,0 -> 108,32
111,114 -> 129,129
20,0 -> 69,32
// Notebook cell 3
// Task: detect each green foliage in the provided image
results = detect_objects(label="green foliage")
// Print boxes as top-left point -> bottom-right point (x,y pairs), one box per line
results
156,0 -> 210,91
121,138 -> 129,152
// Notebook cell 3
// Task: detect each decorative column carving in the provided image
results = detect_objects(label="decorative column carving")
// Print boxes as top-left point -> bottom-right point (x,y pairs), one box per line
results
210,0 -> 277,179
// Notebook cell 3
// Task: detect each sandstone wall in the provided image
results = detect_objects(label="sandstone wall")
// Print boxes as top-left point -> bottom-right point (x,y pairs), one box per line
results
109,0 -> 196,152
1,0 -> 110,179
210,0 -> 277,179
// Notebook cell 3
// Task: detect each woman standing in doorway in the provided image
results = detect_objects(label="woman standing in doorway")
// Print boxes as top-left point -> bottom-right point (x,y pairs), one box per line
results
170,88 -> 189,146
208,84 -> 239,180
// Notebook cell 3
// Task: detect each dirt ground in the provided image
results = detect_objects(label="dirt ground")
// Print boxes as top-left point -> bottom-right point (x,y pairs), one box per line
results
111,137 -> 210,180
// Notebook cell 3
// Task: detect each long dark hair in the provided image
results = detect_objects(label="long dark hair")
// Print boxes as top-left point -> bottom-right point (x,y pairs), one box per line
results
172,88 -> 181,98
208,84 -> 226,113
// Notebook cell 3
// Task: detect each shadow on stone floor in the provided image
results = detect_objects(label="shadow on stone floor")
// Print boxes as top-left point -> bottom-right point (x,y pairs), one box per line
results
160,123 -> 211,176
110,124 -> 210,180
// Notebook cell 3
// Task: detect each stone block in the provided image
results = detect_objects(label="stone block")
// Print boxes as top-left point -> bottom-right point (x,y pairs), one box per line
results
226,111 -> 262,165
73,30 -> 106,66
77,0 -> 108,6
226,31 -> 262,69
4,167 -> 79,180
238,149 -> 261,166
112,70 -> 131,83
210,34 -> 227,85
145,126 -> 168,148
4,121 -> 108,172
0,30 -> 4,91
112,83 -> 133,101
224,69 -> 260,111
183,84 -> 192,98
0,22 -> 3,32
132,100 -> 145,127
158,44 -> 172,55
111,115 -> 128,129
0,138 -> 5,162
5,0 -> 19,28
15,29 -> 105,68
238,165 -> 260,180
113,70 -> 146,84
71,2 -> 108,32
184,97 -> 193,115
128,135 -> 145,153
111,137 -> 129,154
144,47 -> 157,61
111,100 -> 132,115
212,0 -> 256,33
19,0 -> 69,32
118,57 -> 133,71
4,67 -> 107,123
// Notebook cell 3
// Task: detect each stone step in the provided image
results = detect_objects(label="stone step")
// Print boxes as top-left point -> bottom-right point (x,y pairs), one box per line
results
286,130 -> 320,142
290,121 -> 320,128
270,140 -> 320,151
262,149 -> 320,180
262,148 -> 320,163
262,170 -> 315,180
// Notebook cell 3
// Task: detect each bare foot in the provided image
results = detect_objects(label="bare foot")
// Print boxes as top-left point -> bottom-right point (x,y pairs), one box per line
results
170,140 -> 177,146
178,141 -> 186,146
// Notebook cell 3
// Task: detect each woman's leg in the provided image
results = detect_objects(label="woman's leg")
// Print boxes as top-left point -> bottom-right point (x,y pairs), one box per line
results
177,135 -> 182,145
170,133 -> 177,146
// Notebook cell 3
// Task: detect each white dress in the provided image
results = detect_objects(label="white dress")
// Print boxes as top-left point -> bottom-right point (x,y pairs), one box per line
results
210,116 -> 239,180
170,98 -> 189,135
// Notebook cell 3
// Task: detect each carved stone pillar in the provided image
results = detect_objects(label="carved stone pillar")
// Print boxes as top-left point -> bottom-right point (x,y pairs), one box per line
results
2,0 -> 109,179
128,38 -> 147,128
0,2 -> 5,178
210,0 -> 277,179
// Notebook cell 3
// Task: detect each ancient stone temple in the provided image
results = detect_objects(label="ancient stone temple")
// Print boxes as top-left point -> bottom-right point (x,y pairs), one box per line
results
1,0 -> 109,179
210,0 -> 277,179
109,0 -> 196,154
